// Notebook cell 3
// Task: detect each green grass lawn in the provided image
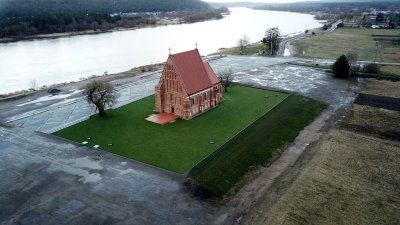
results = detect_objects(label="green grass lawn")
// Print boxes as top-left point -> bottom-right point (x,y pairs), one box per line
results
189,95 -> 327,196
55,86 -> 288,173
216,42 -> 265,56
293,28 -> 400,63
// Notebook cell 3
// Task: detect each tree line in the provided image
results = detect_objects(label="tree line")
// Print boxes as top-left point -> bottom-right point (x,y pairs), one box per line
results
0,14 -> 142,38
253,1 -> 400,13
0,0 -> 227,39
0,0 -> 210,18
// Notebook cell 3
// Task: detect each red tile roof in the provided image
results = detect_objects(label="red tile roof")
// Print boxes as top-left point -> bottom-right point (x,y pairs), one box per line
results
203,62 -> 220,85
169,49 -> 219,95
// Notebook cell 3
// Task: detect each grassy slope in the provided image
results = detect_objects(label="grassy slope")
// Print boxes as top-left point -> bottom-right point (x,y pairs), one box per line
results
189,95 -> 327,196
244,129 -> 400,225
55,86 -> 288,173
293,28 -> 400,63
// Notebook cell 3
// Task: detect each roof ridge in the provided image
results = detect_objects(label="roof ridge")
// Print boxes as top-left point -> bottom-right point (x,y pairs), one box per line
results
196,49 -> 213,86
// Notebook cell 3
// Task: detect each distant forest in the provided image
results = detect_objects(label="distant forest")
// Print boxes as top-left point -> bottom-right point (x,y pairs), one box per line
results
253,1 -> 400,12
0,0 -> 226,39
0,0 -> 210,17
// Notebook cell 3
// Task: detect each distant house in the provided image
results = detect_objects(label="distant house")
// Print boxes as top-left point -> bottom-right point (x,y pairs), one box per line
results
155,49 -> 223,120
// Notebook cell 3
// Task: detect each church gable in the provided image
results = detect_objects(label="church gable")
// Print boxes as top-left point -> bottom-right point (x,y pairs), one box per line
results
159,59 -> 186,95
154,49 -> 223,120
169,49 -> 215,95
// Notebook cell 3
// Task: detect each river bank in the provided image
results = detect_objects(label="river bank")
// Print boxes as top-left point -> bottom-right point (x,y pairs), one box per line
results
0,55 -> 224,103
0,62 -> 163,100
0,8 -> 324,95
0,14 -> 221,44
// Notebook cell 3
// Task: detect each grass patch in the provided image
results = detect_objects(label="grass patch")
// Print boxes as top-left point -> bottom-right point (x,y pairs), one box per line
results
55,86 -> 288,173
188,95 -> 327,196
217,42 -> 265,55
293,28 -> 400,63
380,65 -> 400,78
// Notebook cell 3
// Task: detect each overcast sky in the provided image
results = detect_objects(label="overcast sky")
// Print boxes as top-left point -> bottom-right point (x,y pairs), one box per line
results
203,0 -> 310,2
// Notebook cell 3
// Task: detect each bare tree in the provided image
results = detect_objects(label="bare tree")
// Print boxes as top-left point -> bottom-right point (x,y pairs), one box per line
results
346,51 -> 358,67
261,27 -> 281,55
29,79 -> 38,91
237,35 -> 250,55
218,69 -> 234,92
84,80 -> 117,117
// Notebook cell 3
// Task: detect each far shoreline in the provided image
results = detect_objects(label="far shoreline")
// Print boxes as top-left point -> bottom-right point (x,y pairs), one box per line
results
0,7 -> 328,44
0,12 -> 227,44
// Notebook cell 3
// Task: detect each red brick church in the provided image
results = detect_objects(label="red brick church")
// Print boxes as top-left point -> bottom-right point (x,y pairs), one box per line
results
154,49 -> 223,120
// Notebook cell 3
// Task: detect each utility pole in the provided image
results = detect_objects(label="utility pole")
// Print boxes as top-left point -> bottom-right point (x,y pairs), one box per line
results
374,41 -> 383,62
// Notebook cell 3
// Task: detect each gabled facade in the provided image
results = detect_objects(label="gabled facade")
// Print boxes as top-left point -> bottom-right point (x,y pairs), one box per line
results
155,49 -> 223,120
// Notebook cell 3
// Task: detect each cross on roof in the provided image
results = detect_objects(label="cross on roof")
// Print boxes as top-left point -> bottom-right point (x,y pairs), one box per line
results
169,47 -> 171,55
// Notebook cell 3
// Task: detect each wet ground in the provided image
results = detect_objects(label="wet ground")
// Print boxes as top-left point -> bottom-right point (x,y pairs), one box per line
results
0,55 -> 364,224
210,56 -> 363,108
0,126 -> 216,225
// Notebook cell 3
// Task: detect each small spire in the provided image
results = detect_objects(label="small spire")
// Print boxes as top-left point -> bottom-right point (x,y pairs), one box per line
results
195,42 -> 198,49
169,47 -> 171,55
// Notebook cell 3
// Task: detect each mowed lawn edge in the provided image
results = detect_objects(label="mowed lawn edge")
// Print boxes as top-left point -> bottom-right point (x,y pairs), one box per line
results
188,95 -> 327,196
54,86 -> 288,173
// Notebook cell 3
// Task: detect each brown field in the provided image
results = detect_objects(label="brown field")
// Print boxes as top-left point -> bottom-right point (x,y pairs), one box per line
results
293,28 -> 400,63
361,79 -> 400,98
241,79 -> 400,225
243,129 -> 400,225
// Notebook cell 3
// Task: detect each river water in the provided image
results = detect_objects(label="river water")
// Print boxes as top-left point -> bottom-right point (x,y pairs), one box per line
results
0,8 -> 323,94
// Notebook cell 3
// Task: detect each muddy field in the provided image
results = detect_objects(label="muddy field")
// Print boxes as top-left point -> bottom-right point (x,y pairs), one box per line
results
240,79 -> 400,225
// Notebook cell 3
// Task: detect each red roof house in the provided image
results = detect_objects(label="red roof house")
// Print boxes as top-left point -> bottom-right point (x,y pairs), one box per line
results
155,49 -> 223,120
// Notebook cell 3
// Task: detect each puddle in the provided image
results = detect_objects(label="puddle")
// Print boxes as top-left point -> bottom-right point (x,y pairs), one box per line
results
17,90 -> 82,107
0,141 -> 13,150
55,200 -> 85,215
68,156 -> 103,170
48,156 -> 103,183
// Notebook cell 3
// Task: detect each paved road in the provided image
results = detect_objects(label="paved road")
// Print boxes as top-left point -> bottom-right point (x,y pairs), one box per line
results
0,55 -> 365,225
0,126 -> 216,225
6,76 -> 159,133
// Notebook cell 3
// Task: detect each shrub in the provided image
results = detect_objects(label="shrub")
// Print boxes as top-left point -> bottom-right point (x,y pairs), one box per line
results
332,55 -> 350,78
363,63 -> 380,74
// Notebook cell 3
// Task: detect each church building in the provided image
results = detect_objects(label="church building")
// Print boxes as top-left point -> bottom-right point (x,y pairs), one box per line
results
155,49 -> 223,120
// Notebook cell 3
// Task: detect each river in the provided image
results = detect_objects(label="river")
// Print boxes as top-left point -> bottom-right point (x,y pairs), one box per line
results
0,7 -> 323,94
